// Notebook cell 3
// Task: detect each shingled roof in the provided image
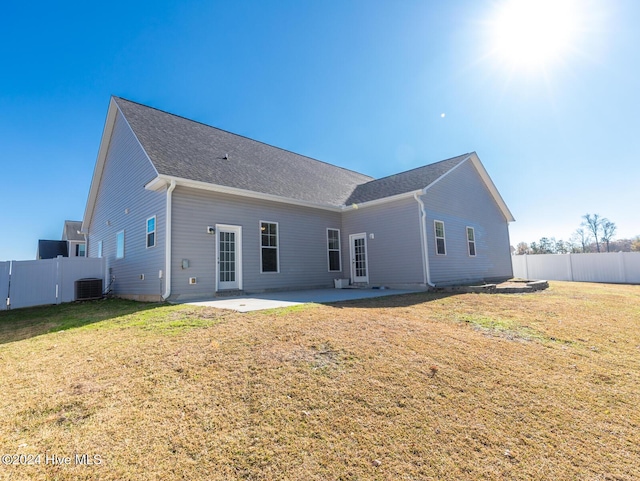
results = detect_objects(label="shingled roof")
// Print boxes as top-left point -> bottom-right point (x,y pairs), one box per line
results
345,154 -> 470,204
114,97 -> 373,206
110,98 -> 490,211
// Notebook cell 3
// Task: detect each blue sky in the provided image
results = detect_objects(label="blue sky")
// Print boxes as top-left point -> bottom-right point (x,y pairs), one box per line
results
1,0 -> 638,261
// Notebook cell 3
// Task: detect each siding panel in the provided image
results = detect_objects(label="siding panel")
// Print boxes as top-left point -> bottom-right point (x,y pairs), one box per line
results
171,187 -> 343,298
87,111 -> 166,300
423,161 -> 512,285
341,197 -> 424,286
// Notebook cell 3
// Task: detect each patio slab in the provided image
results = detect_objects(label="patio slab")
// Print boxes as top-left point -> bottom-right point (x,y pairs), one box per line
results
181,288 -> 422,312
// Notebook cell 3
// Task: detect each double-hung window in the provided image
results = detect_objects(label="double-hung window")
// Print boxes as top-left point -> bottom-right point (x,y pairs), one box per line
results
327,228 -> 341,271
146,216 -> 156,248
434,220 -> 446,255
260,221 -> 279,272
467,227 -> 476,256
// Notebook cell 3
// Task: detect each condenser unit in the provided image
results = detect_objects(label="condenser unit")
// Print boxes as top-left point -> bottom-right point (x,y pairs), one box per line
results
75,278 -> 103,301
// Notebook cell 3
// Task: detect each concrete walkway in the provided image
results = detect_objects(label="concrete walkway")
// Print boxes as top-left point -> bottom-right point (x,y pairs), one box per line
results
183,288 -> 422,312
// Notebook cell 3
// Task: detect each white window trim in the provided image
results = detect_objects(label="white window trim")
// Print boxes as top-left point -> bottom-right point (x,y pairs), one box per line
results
259,220 -> 279,273
466,226 -> 476,257
97,240 -> 103,258
116,230 -> 125,259
434,220 -> 446,256
146,215 -> 157,249
327,228 -> 342,272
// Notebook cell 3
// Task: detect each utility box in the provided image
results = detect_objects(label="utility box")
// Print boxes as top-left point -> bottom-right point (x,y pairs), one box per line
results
334,279 -> 349,289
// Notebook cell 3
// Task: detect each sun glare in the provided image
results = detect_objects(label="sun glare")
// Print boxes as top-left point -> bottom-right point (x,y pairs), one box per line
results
490,0 -> 581,72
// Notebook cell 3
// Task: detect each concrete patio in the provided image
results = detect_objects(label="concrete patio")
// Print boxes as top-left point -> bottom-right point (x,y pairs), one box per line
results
181,287 -> 423,312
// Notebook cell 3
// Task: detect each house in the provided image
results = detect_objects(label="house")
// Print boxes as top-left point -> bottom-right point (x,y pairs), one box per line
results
82,97 -> 515,301
37,220 -> 86,259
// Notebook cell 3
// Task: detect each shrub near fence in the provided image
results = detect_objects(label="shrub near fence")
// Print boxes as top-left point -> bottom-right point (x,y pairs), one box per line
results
512,252 -> 640,284
0,257 -> 104,310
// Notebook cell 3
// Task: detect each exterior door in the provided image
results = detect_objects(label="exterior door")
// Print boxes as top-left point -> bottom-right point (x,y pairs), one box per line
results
349,233 -> 369,283
216,225 -> 242,291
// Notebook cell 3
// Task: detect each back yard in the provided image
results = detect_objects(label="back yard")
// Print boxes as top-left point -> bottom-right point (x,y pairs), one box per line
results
0,281 -> 638,480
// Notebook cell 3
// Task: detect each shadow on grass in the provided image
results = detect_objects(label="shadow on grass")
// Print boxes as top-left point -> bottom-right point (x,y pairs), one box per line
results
324,291 -> 459,309
0,299 -> 162,345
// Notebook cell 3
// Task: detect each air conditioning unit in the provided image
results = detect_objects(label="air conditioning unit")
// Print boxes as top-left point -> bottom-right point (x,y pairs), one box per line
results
75,278 -> 103,301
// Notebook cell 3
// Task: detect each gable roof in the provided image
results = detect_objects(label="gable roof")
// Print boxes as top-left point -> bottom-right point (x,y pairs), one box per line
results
345,154 -> 471,204
113,97 -> 373,206
62,220 -> 84,241
83,97 -> 514,229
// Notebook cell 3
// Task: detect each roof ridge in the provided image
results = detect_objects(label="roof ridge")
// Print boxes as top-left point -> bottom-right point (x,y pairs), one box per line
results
113,96 -> 374,181
357,152 -> 472,186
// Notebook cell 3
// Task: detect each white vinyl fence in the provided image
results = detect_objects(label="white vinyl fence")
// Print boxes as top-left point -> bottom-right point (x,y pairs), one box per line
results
1,257 -> 104,310
512,252 -> 640,284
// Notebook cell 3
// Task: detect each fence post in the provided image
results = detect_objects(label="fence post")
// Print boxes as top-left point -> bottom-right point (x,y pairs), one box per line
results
524,254 -> 529,280
568,253 -> 574,281
56,256 -> 63,305
619,251 -> 627,284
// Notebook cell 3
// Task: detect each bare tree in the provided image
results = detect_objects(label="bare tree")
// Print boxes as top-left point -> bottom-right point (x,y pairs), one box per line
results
600,219 -> 617,252
582,214 -> 602,253
571,228 -> 591,253
515,242 -> 530,255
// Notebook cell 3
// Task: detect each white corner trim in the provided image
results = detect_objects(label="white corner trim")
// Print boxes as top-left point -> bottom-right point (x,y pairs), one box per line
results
414,193 -> 434,287
162,180 -> 176,300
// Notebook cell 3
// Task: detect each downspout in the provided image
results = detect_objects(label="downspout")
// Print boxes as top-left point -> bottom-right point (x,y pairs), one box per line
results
163,180 -> 176,300
414,192 -> 435,288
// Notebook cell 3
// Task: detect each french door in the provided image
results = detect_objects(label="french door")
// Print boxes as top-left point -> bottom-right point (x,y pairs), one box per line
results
216,225 -> 242,291
349,233 -> 369,283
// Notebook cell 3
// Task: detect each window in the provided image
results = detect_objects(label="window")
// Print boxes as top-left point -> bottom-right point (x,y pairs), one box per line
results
76,243 -> 86,257
260,221 -> 278,272
327,228 -> 341,271
434,220 -> 446,255
467,227 -> 476,256
116,230 -> 125,259
146,216 -> 156,248
97,240 -> 103,258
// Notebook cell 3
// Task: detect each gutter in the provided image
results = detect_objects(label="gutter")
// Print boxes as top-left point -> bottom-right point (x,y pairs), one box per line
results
162,180 -> 177,300
414,192 -> 435,288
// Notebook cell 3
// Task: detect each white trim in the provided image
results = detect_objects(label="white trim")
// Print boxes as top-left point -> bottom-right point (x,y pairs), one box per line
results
146,215 -> 157,249
145,175 -> 427,213
414,193 -> 434,287
216,224 -> 243,291
434,220 -> 446,256
422,153 -> 515,223
82,97 -> 160,234
259,221 -> 279,274
326,228 -> 342,272
146,175 -> 342,212
344,190 -> 423,211
163,180 -> 176,299
349,233 -> 369,283
116,230 -> 125,259
466,226 -> 477,257
97,240 -> 103,258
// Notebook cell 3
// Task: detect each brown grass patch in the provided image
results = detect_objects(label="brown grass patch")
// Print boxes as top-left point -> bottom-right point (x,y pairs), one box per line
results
0,282 -> 639,480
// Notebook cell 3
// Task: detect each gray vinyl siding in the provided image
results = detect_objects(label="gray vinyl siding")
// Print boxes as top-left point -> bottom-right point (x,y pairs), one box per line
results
87,111 -> 166,298
170,187 -> 343,298
423,160 -> 512,285
341,196 -> 424,286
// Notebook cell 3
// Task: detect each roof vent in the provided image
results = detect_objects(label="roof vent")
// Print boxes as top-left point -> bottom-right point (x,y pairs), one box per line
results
223,153 -> 229,160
